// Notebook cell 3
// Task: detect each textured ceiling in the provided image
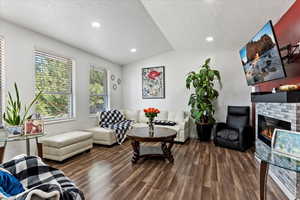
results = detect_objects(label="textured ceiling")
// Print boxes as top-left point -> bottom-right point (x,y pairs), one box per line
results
140,0 -> 295,51
0,0 -> 172,65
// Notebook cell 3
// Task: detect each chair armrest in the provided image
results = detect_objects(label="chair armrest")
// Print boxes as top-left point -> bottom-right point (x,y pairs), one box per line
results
238,125 -> 254,150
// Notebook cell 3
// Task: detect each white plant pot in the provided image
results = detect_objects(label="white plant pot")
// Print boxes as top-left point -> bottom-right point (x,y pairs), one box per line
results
5,125 -> 23,136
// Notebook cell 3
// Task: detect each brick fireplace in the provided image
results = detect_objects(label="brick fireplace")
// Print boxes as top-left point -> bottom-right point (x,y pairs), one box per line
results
256,103 -> 300,199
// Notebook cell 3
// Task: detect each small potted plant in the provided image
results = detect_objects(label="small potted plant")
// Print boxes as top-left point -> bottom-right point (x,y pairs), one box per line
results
3,83 -> 42,135
144,108 -> 160,135
186,58 -> 221,141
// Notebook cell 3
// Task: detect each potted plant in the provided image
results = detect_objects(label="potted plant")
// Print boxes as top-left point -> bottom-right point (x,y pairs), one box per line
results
186,58 -> 221,141
3,83 -> 42,135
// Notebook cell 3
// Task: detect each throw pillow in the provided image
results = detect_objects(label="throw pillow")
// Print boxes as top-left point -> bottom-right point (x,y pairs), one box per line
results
124,110 -> 139,122
154,120 -> 177,126
157,111 -> 168,120
0,168 -> 25,197
168,111 -> 176,122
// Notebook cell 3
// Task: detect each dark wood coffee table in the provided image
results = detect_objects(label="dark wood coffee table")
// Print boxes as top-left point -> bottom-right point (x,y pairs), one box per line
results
127,127 -> 177,164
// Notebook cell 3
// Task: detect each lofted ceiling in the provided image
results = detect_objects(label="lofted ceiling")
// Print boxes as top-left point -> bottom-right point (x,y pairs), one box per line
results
0,0 -> 172,65
0,0 -> 296,65
140,0 -> 295,52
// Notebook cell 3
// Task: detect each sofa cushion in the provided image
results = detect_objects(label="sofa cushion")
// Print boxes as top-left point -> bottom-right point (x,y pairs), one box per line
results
42,131 -> 93,148
154,120 -> 176,126
175,111 -> 185,123
85,127 -> 114,139
132,123 -> 148,128
158,125 -> 181,133
86,127 -> 114,134
157,111 -> 168,120
138,111 -> 149,123
168,111 -> 185,123
217,129 -> 239,141
168,112 -> 176,122
124,110 -> 139,121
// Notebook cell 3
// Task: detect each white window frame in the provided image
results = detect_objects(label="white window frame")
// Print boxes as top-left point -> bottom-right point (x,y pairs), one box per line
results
89,65 -> 108,115
34,50 -> 75,122
0,37 -> 4,127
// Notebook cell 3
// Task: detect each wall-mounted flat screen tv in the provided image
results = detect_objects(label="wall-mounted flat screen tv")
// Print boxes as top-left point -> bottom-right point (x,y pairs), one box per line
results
239,20 -> 286,86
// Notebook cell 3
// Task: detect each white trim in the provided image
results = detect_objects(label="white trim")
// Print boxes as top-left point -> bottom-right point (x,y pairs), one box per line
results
34,46 -> 75,61
89,65 -> 108,114
71,59 -> 76,119
44,118 -> 76,125
0,36 -> 5,127
34,49 -> 75,121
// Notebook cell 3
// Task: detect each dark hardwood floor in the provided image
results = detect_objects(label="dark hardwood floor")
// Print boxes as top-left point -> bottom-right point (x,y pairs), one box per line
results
46,139 -> 288,200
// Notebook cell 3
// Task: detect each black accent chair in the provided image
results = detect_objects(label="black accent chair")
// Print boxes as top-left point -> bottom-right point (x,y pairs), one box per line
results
213,106 -> 253,151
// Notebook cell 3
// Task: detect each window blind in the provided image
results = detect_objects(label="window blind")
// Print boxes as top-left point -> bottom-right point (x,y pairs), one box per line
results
0,38 -> 4,127
89,66 -> 108,114
35,50 -> 73,120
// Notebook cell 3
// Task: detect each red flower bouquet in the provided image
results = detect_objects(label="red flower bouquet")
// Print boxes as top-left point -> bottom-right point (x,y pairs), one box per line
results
144,107 -> 160,119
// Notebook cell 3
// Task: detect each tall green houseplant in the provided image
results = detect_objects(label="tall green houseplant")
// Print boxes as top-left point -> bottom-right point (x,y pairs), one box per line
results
186,58 -> 221,140
3,83 -> 42,126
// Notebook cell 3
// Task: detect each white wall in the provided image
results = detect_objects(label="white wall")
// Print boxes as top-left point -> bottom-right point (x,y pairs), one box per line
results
0,19 -> 123,161
122,50 -> 252,137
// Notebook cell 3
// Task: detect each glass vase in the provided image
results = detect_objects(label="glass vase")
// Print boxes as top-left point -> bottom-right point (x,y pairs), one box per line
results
148,118 -> 154,137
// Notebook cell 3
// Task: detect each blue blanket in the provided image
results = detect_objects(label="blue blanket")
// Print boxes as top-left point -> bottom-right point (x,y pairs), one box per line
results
0,169 -> 25,197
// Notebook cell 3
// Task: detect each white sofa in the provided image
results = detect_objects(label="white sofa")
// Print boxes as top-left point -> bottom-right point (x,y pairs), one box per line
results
87,109 -> 190,144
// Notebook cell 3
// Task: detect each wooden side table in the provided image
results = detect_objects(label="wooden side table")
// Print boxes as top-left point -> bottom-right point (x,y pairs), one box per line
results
127,127 -> 177,164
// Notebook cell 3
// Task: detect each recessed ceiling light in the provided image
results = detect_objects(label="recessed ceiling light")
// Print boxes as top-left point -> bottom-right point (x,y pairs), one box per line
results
130,48 -> 137,53
91,21 -> 101,28
206,36 -> 214,42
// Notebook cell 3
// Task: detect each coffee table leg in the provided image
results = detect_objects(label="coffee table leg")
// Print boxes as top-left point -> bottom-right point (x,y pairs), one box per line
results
131,140 -> 140,164
162,141 -> 174,163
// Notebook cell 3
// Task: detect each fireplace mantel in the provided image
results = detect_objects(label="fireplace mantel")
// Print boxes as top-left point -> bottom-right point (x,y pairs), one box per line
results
251,90 -> 300,103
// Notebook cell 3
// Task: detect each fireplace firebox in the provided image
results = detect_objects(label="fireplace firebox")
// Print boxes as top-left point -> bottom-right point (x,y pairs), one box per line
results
258,115 -> 291,146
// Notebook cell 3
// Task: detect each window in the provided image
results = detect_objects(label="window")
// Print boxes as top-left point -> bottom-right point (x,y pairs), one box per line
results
35,50 -> 74,121
89,66 -> 108,114
0,38 -> 4,126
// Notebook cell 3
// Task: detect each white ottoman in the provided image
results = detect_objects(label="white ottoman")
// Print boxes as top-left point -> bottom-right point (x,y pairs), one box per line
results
42,131 -> 93,161
85,127 -> 116,145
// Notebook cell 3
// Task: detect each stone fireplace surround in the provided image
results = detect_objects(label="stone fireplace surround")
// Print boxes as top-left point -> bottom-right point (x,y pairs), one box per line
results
256,103 -> 300,199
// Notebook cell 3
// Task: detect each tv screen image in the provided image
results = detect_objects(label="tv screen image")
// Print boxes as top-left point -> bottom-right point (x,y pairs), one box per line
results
239,21 -> 286,85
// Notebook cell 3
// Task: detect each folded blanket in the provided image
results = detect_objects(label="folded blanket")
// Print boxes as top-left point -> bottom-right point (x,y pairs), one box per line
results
99,109 -> 133,144
0,155 -> 84,200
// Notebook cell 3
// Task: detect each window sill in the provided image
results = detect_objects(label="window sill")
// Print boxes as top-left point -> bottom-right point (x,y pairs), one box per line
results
44,118 -> 76,125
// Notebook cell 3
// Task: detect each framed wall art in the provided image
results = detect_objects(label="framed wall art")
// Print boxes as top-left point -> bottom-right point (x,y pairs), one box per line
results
272,128 -> 300,160
142,66 -> 165,99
